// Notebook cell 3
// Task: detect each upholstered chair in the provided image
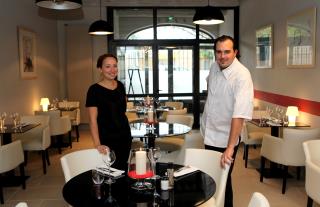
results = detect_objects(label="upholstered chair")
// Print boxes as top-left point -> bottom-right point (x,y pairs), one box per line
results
247,192 -> 270,207
303,140 -> 320,207
260,127 -> 320,194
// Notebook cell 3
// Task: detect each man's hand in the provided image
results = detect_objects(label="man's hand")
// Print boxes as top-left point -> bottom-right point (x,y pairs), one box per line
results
221,147 -> 234,168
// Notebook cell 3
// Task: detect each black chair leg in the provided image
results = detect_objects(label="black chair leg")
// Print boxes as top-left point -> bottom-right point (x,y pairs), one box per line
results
245,145 -> 249,168
282,165 -> 288,194
19,163 -> 26,189
0,176 -> 4,204
41,150 -> 47,174
260,156 -> 265,182
69,131 -> 72,148
45,149 -> 50,166
75,125 -> 80,142
57,135 -> 62,154
307,196 -> 313,207
24,151 -> 28,166
243,144 -> 245,160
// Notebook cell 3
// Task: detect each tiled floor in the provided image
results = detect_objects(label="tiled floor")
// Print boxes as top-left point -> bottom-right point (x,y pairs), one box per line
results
1,127 -> 318,207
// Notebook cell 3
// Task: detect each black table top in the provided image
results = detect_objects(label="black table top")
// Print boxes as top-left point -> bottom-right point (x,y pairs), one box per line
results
130,122 -> 191,138
63,163 -> 215,207
249,119 -> 310,128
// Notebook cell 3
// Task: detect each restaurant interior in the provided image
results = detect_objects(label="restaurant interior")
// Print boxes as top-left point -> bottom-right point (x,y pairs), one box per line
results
1,0 -> 320,206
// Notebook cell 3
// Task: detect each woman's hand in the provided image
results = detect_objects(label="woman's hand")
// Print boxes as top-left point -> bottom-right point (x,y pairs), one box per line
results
96,145 -> 109,154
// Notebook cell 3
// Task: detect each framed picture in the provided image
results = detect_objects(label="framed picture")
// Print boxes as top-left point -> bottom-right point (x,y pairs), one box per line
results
286,7 -> 316,68
18,27 -> 37,79
256,24 -> 273,68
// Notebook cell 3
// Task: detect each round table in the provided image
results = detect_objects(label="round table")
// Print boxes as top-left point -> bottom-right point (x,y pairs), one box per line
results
63,163 -> 215,207
130,121 -> 191,148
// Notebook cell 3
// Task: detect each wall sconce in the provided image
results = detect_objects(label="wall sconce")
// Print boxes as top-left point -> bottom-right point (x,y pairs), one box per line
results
286,106 -> 299,126
35,0 -> 82,10
40,98 -> 50,111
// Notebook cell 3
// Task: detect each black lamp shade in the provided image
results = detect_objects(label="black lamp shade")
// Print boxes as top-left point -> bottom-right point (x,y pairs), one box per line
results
36,0 -> 82,10
88,20 -> 114,35
193,6 -> 224,25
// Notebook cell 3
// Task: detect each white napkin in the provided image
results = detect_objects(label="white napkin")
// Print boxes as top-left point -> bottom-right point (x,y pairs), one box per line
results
174,166 -> 198,177
266,121 -> 281,126
96,166 -> 125,178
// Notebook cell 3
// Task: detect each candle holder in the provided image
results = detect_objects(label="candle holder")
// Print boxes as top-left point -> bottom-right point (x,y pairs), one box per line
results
128,148 -> 154,190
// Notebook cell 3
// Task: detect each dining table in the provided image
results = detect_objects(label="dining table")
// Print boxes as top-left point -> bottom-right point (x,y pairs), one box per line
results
63,163 -> 216,207
130,121 -> 191,148
0,123 -> 40,145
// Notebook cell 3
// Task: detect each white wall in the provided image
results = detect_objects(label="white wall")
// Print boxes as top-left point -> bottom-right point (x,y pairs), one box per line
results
239,0 -> 320,126
0,0 -> 60,115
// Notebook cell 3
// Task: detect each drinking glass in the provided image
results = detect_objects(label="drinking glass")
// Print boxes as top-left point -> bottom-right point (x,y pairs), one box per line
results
101,150 -> 116,203
148,147 -> 162,198
102,150 -> 116,184
92,168 -> 105,185
0,112 -> 7,131
10,112 -> 19,129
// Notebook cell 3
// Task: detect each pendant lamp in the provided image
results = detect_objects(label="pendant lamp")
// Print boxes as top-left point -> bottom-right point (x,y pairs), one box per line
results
193,0 -> 224,25
35,0 -> 82,10
88,0 -> 113,35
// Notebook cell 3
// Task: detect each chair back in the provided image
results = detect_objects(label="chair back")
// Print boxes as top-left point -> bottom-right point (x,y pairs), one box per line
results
166,114 -> 193,127
0,140 -> 24,173
19,115 -> 51,150
184,149 -> 230,207
165,101 -> 183,110
127,102 -> 134,109
303,140 -> 320,205
167,108 -> 188,115
248,192 -> 270,207
15,202 -> 28,207
283,128 -> 320,166
60,148 -> 104,182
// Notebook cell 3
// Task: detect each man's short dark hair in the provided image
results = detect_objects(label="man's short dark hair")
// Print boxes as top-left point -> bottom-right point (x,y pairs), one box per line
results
213,35 -> 237,51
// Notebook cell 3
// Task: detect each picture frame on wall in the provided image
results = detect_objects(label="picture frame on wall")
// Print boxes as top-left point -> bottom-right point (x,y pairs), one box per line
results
255,24 -> 273,69
286,7 -> 316,68
18,27 -> 37,79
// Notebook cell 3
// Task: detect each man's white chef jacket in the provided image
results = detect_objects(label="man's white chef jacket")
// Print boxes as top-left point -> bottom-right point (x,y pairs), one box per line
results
200,58 -> 254,148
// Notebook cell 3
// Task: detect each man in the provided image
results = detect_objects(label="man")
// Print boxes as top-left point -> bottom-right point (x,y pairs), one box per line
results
201,35 -> 253,207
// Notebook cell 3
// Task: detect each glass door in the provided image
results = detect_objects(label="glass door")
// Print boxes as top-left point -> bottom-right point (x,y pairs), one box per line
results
158,45 -> 193,101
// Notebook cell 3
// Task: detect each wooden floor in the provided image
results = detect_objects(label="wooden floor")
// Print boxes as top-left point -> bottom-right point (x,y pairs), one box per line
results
1,127 -> 318,207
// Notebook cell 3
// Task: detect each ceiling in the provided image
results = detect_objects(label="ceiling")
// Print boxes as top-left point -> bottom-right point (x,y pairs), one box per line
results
82,0 -> 239,7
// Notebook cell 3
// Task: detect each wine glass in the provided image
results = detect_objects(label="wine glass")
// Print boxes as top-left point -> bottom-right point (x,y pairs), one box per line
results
0,112 -> 7,131
102,150 -> 116,203
102,150 -> 116,184
92,168 -> 105,185
10,112 -> 19,129
148,147 -> 162,198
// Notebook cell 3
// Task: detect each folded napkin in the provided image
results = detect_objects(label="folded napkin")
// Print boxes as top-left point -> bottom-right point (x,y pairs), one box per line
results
96,166 -> 125,178
174,166 -> 198,177
266,121 -> 281,126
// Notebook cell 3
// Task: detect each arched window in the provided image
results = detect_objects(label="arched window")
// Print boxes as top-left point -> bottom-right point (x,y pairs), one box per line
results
127,24 -> 214,40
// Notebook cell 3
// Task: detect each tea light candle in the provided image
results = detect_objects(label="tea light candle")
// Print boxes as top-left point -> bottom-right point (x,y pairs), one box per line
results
136,150 -> 146,175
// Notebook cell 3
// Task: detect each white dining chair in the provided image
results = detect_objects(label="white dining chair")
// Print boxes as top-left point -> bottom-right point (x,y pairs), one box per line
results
247,192 -> 270,207
60,148 -> 104,182
0,140 -> 25,204
184,149 -> 230,207
260,127 -> 320,194
15,115 -> 51,174
15,202 -> 28,207
303,140 -> 320,207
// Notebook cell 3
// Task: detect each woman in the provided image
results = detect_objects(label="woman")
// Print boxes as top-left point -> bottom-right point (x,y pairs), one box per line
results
86,54 -> 132,171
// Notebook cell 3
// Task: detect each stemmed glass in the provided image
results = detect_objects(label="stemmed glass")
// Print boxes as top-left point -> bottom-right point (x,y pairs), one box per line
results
10,112 -> 20,129
148,147 -> 162,198
101,150 -> 116,203
0,112 -> 7,131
